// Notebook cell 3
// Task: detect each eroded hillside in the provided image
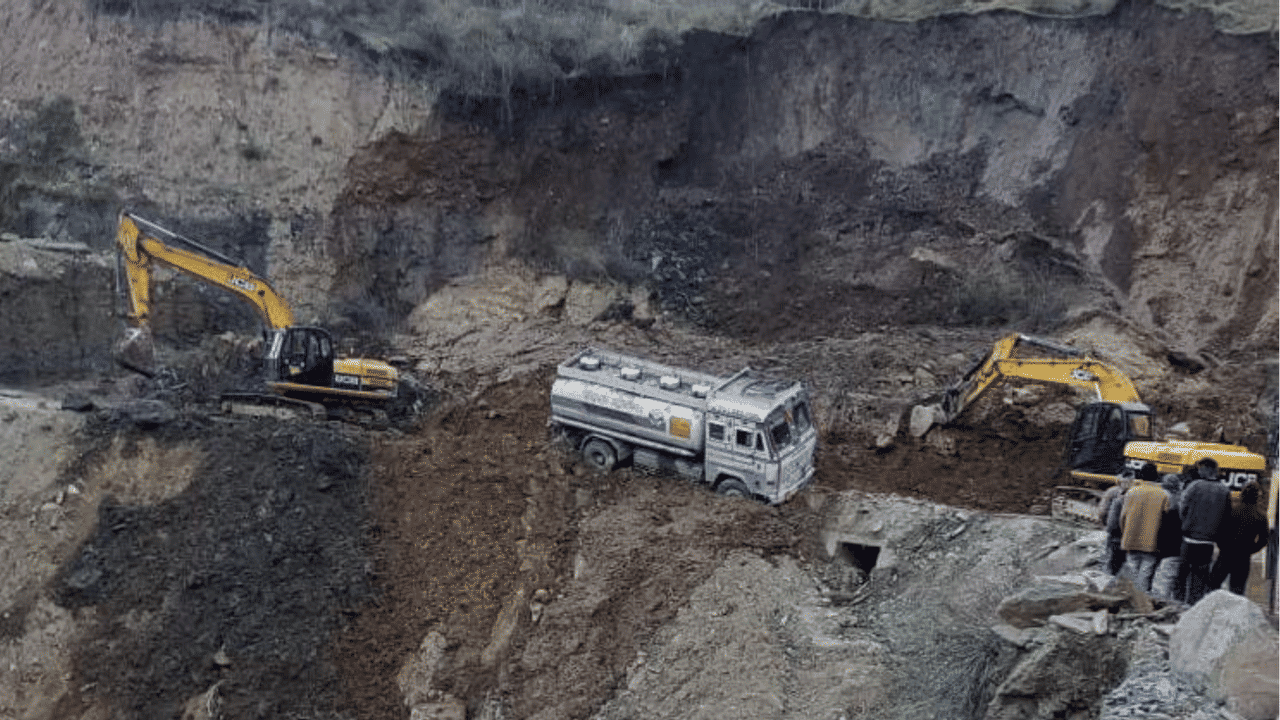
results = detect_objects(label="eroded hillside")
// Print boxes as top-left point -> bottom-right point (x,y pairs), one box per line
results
1,0 -> 1276,371
0,0 -> 1276,719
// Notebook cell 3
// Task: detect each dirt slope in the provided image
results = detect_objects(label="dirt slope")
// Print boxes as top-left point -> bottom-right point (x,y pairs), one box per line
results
0,2 -> 1275,719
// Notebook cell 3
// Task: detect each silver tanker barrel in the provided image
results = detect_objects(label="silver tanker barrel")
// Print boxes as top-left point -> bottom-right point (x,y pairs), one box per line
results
550,348 -> 723,456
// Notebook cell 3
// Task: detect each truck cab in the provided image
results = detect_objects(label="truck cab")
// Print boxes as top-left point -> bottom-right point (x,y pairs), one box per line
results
704,373 -> 817,503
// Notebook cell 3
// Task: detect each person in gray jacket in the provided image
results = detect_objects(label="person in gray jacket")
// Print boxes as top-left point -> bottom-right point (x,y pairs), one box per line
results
1173,458 -> 1230,604
1099,471 -> 1135,575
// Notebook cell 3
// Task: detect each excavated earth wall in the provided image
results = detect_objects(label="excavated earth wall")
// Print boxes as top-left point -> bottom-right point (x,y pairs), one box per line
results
0,241 -> 115,384
0,0 -> 1275,381
0,2 -> 1277,720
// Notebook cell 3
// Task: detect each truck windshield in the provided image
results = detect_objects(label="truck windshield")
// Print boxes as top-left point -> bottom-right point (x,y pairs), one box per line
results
770,417 -> 791,448
768,400 -> 812,449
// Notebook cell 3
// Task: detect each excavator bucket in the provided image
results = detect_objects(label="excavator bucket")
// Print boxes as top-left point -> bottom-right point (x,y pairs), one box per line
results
115,326 -> 157,377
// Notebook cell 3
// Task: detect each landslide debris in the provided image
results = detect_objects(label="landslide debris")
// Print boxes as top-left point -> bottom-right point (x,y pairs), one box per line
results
50,415 -> 374,720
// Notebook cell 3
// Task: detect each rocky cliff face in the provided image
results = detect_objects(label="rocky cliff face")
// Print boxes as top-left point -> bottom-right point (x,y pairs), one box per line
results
1,0 -> 1275,383
1,4 -> 1276,717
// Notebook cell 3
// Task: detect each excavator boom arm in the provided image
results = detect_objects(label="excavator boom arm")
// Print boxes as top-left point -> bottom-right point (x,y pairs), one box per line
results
117,212 -> 295,330
940,333 -> 1141,424
986,358 -> 1141,403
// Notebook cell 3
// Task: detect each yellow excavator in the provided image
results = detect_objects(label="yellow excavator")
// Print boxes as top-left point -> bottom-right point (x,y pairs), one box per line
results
931,333 -> 1267,522
115,211 -> 404,419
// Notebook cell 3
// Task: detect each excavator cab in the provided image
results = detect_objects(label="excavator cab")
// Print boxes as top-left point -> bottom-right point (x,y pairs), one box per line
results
265,327 -> 335,389
1064,401 -> 1153,476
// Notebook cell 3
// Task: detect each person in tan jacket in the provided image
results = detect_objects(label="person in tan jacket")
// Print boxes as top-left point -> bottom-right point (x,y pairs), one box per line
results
1120,462 -> 1171,592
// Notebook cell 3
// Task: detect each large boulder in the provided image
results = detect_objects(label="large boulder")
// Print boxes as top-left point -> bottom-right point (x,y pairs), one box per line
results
112,399 -> 177,428
996,578 -> 1128,629
908,404 -> 942,437
985,628 -> 1128,720
1169,590 -> 1279,720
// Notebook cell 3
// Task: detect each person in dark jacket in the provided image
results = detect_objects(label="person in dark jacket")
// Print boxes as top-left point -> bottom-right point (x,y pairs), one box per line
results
1208,482 -> 1268,595
1152,473 -> 1184,600
1157,473 -> 1184,552
1174,457 -> 1230,604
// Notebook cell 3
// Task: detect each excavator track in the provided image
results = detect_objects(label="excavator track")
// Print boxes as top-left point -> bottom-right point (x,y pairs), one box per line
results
220,393 -> 328,422
1049,486 -> 1105,526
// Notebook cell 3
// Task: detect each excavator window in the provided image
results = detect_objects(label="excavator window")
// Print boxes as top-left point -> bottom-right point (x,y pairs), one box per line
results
283,329 -> 333,374
1102,406 -> 1126,442
1128,413 -> 1151,439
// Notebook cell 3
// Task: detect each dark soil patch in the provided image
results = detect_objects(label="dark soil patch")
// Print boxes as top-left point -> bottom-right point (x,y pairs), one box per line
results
52,416 -> 373,720
817,421 -> 1071,514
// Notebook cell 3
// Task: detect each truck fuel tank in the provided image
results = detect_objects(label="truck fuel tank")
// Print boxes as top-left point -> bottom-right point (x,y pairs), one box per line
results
551,376 -> 705,455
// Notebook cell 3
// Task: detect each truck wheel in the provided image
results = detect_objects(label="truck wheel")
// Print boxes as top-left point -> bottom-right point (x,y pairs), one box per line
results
716,479 -> 750,499
582,439 -> 617,473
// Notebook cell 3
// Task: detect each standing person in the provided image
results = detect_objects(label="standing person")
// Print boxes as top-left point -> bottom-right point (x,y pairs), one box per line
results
1174,457 -> 1230,605
1119,462 -> 1170,592
1208,482 -> 1267,595
1099,471 -> 1135,575
1152,473 -> 1184,600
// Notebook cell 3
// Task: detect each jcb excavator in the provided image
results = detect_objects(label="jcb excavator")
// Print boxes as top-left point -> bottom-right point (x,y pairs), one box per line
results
929,333 -> 1267,523
115,211 -> 404,420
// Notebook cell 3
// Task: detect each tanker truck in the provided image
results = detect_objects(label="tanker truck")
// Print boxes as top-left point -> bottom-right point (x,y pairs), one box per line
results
549,347 -> 817,504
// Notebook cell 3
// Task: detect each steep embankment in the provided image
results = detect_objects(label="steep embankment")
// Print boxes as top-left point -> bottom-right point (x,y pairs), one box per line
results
0,3 -> 1276,719
0,0 -> 1275,381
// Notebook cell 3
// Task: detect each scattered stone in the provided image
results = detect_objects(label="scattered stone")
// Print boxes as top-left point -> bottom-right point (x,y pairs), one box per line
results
923,428 -> 957,455
409,696 -> 466,720
481,585 -> 527,667
179,682 -> 222,720
397,631 -> 449,708
629,284 -> 657,327
873,416 -> 899,449
1037,536 -> 1108,576
990,621 -> 1038,648
563,281 -> 619,326
113,399 -> 177,428
60,394 -> 95,412
996,580 -> 1127,629
1048,609 -> 1109,635
1009,386 -> 1045,405
1105,575 -> 1155,616
987,628 -> 1127,720
531,274 -> 569,314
